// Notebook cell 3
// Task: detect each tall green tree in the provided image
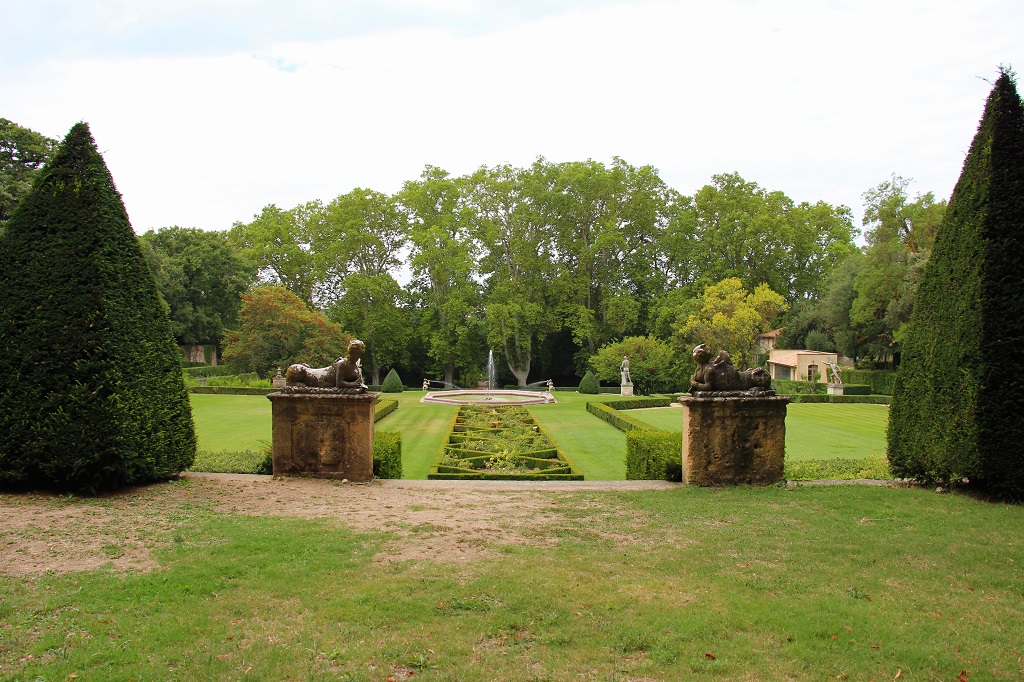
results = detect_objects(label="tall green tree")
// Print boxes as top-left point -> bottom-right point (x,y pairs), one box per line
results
0,122 -> 195,491
589,335 -> 675,395
470,163 -> 559,386
320,188 -> 410,384
0,118 -> 58,228
888,70 -> 1024,498
139,226 -> 253,347
229,201 -> 326,306
540,157 -> 677,370
663,172 -> 856,301
850,176 -> 946,363
400,166 -> 483,386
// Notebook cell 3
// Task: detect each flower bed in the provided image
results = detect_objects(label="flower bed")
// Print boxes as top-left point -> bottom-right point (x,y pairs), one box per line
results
428,405 -> 582,480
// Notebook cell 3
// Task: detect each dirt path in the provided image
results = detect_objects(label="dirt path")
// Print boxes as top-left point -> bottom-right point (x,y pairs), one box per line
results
0,474 -> 676,577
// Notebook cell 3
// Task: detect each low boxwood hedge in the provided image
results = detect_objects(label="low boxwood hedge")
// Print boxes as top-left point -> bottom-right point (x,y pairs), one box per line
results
373,431 -> 402,479
374,399 -> 398,422
625,430 -> 682,481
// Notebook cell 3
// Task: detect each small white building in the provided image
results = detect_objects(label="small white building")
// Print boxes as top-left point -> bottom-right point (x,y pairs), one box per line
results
767,349 -> 838,382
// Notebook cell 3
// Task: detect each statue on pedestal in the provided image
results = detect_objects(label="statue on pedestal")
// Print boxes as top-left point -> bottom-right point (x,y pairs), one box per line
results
620,356 -> 632,386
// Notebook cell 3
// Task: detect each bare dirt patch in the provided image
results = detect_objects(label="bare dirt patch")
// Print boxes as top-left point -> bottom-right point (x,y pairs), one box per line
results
0,474 -> 674,576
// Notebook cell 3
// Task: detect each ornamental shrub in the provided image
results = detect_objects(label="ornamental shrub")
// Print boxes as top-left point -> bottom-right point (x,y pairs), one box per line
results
625,430 -> 682,481
381,368 -> 404,393
888,70 -> 1024,499
578,370 -> 600,394
0,123 -> 196,492
373,431 -> 402,479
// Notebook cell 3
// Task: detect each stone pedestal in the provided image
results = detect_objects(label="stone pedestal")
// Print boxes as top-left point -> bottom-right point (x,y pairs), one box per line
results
827,383 -> 844,395
267,391 -> 378,481
620,384 -> 634,396
677,395 -> 790,486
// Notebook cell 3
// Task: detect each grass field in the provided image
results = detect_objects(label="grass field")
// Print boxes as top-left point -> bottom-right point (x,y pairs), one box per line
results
3,481 -> 1022,680
190,393 -> 890,478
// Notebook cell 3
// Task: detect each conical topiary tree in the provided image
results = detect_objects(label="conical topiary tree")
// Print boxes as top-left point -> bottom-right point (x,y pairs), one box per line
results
887,69 -> 1024,499
578,370 -> 600,394
381,368 -> 404,393
0,122 -> 196,492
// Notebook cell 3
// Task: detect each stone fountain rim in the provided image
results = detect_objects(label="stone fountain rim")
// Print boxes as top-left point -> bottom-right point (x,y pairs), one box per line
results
421,389 -> 556,405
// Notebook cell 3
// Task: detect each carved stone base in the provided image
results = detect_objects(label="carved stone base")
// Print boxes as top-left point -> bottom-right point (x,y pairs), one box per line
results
267,391 -> 378,481
677,395 -> 790,486
620,384 -> 634,396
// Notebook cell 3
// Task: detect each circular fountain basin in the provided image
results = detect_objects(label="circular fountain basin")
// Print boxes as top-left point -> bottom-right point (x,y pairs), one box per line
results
421,390 -> 556,405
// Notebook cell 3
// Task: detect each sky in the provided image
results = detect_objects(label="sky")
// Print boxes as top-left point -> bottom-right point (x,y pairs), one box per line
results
4,0 -> 1024,236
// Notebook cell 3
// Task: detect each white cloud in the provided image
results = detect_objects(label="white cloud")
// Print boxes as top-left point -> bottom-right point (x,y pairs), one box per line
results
3,0 -> 1023,232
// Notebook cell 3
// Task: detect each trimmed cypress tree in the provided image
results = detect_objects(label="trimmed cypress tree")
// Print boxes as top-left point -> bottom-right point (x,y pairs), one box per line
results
578,370 -> 600,394
381,368 -> 404,392
887,70 -> 1024,499
0,122 -> 196,492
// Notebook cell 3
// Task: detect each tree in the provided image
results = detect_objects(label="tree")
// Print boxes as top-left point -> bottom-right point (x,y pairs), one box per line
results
662,173 -> 856,301
676,277 -> 787,367
222,285 -> 350,377
589,336 -> 675,395
0,122 -> 195,491
320,188 -> 410,385
139,226 -> 253,347
850,176 -> 946,364
401,166 -> 483,386
229,202 -> 325,306
888,70 -> 1024,499
470,163 -> 559,386
0,118 -> 58,228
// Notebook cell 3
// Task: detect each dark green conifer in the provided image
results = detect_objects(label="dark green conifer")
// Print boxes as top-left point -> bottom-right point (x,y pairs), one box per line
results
888,70 -> 1024,499
0,122 -> 196,491
578,370 -> 600,394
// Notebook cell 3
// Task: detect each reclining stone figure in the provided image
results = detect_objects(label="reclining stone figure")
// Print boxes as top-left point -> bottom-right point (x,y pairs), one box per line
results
284,339 -> 367,393
689,344 -> 773,396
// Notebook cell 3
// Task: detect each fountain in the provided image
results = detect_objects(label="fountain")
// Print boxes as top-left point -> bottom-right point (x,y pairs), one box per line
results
421,350 -> 556,405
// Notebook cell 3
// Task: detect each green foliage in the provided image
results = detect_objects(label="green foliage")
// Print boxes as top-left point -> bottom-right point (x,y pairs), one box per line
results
222,285 -> 350,377
773,380 -> 827,395
381,368 -> 404,393
589,336 -> 675,395
789,394 -> 890,404
0,122 -> 196,491
139,226 -> 253,346
429,405 -> 581,480
374,399 -> 399,422
625,430 -> 682,481
601,397 -> 675,410
182,365 -> 235,378
578,370 -> 600,394
0,118 -> 58,227
889,71 -> 1024,499
373,431 -> 403,479
842,384 -> 872,396
676,277 -> 787,367
190,447 -> 270,474
841,368 -> 897,395
586,401 -> 660,433
189,386 -> 274,395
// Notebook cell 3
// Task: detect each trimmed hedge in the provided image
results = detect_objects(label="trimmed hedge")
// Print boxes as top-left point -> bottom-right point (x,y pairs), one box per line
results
586,402 -> 660,432
189,386 -> 275,395
889,71 -> 1024,499
183,365 -> 235,378
841,384 -> 872,395
578,370 -> 600,394
381,369 -> 404,393
601,397 -> 674,410
374,399 -> 398,422
840,369 -> 896,395
774,380 -> 826,395
626,430 -> 682,481
0,122 -> 196,492
373,431 -> 402,479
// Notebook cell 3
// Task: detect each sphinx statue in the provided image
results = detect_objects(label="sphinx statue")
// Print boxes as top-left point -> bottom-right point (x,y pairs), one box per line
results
688,344 -> 773,396
283,339 -> 367,394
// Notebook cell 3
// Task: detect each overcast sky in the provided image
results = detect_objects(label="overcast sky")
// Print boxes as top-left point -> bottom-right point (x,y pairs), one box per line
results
4,0 -> 1023,235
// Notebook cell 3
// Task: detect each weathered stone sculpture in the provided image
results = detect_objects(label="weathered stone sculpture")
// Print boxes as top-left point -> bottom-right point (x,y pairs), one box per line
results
284,339 -> 367,393
688,344 -> 773,396
679,344 -> 787,486
269,339 -> 376,482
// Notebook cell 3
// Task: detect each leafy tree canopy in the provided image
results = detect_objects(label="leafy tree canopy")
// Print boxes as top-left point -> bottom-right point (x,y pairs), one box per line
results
0,118 -> 58,228
589,336 -> 675,395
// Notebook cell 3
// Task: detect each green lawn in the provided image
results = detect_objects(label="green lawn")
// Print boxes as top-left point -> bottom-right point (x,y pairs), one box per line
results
190,393 -> 890,478
3,482 -> 1022,680
628,402 -> 889,461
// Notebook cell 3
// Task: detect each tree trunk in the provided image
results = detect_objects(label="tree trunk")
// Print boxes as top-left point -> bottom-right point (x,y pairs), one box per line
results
444,364 -> 455,388
504,335 -> 531,388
